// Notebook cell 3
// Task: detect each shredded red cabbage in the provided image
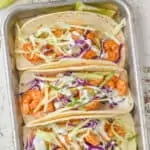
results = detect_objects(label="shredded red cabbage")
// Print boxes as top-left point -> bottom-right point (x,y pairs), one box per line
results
76,78 -> 88,86
19,79 -> 43,95
25,137 -> 34,150
100,40 -> 106,59
75,40 -> 85,45
79,43 -> 91,57
86,143 -> 105,150
105,141 -> 116,149
83,119 -> 99,129
109,101 -> 118,108
64,71 -> 72,76
61,96 -> 71,105
29,78 -> 44,91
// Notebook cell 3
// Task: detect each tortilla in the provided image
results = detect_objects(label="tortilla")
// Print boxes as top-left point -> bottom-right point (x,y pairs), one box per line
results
23,114 -> 136,150
19,65 -> 133,124
15,11 -> 125,70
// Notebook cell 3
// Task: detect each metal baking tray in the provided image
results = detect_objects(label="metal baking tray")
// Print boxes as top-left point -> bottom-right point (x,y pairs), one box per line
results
1,0 -> 148,149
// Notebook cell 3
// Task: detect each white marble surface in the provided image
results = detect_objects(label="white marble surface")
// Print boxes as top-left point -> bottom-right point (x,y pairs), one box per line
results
0,0 -> 150,149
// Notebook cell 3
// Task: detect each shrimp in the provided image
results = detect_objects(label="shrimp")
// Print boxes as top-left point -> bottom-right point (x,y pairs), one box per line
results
41,44 -> 62,57
56,148 -> 65,150
21,89 -> 43,115
70,27 -> 84,35
104,123 -> 114,138
86,32 -> 95,41
88,79 -> 102,86
23,42 -> 43,64
103,40 -> 120,62
105,122 -> 126,138
116,79 -> 128,96
52,28 -> 64,38
47,102 -> 55,112
114,124 -> 126,137
105,80 -> 115,89
84,101 -> 101,111
83,49 -> 97,59
64,135 -> 71,144
85,131 -> 99,146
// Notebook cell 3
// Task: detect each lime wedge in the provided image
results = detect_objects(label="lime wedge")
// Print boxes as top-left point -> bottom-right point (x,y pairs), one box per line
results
0,0 -> 15,9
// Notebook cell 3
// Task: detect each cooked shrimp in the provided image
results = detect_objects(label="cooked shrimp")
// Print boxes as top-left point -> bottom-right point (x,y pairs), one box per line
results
105,80 -> 115,89
86,32 -> 95,41
21,89 -> 43,115
56,148 -> 65,150
47,101 -> 55,112
104,123 -> 114,138
88,79 -> 102,86
114,124 -> 126,137
52,28 -> 64,38
116,79 -> 128,95
70,27 -> 84,35
103,40 -> 119,62
85,131 -> 99,146
83,49 -> 97,59
23,42 -> 43,64
64,135 -> 71,144
84,101 -> 101,111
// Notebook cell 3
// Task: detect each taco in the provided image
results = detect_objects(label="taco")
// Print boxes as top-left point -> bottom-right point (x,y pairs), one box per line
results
19,65 -> 133,124
23,114 -> 136,150
15,11 -> 126,70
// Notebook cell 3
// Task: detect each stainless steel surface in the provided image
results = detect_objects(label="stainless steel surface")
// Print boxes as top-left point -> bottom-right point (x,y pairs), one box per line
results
1,0 -> 148,149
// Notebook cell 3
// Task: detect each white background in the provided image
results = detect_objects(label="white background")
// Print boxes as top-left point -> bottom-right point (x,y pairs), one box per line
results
0,0 -> 150,149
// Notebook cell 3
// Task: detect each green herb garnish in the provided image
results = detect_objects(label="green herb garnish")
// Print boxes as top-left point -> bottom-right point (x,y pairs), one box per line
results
67,97 -> 81,107
47,82 -> 59,91
99,72 -> 115,87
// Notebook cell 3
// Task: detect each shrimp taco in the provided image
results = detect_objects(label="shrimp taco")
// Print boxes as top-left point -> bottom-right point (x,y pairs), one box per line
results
15,11 -> 126,70
23,114 -> 136,150
19,65 -> 133,124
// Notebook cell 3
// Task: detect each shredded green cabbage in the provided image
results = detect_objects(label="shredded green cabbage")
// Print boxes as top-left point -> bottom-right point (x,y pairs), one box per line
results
99,71 -> 115,87
36,130 -> 60,146
69,119 -> 90,139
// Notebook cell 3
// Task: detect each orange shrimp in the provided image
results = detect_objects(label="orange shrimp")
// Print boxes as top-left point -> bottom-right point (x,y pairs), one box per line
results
42,44 -> 63,57
104,123 -> 114,138
105,80 -> 116,89
52,28 -> 64,38
83,49 -> 97,59
103,40 -> 119,62
85,131 -> 99,146
56,148 -> 65,150
84,101 -> 101,111
23,42 -> 43,64
114,124 -> 126,137
86,32 -> 95,41
88,79 -> 102,86
105,122 -> 125,138
70,88 -> 80,98
70,27 -> 84,35
116,79 -> 128,96
21,89 -> 43,115
47,101 -> 55,112
64,135 -> 71,144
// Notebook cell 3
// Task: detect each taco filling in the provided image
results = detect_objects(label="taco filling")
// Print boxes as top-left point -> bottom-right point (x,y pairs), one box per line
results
16,20 -> 124,65
24,115 -> 136,150
20,71 -> 130,120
